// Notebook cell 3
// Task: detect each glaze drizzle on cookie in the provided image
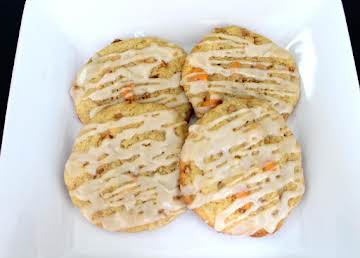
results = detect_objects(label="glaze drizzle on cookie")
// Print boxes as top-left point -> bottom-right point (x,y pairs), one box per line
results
72,38 -> 190,123
180,100 -> 304,235
65,108 -> 186,231
182,26 -> 300,118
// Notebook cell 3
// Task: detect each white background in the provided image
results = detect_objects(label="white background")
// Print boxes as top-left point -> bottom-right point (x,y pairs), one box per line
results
1,0 -> 359,257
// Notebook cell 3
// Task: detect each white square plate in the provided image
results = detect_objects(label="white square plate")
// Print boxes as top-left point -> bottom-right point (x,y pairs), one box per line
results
1,0 -> 360,257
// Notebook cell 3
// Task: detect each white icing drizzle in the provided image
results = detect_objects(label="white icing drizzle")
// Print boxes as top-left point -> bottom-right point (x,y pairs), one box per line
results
65,109 -> 186,231
73,43 -> 189,119
180,104 -> 304,235
182,32 -> 299,117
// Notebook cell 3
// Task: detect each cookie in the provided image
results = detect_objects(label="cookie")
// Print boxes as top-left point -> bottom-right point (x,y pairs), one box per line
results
182,26 -> 300,118
179,98 -> 304,236
64,102 -> 188,232
72,37 -> 191,123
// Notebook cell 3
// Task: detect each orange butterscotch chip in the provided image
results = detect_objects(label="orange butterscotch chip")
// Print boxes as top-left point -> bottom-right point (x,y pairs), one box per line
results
235,191 -> 250,198
262,161 -> 278,172
121,83 -> 135,100
188,74 -> 209,81
228,61 -> 241,68
190,67 -> 205,73
241,202 -> 252,211
199,98 -> 222,107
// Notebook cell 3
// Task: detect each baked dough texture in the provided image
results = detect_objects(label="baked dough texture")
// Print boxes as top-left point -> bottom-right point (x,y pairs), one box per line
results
64,102 -> 188,232
179,98 -> 304,236
182,26 -> 300,118
72,37 -> 191,123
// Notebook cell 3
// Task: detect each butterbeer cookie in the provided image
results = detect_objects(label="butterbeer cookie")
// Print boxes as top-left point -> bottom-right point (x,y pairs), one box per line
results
182,26 -> 300,118
64,103 -> 187,232
72,37 -> 191,123
179,98 -> 304,236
